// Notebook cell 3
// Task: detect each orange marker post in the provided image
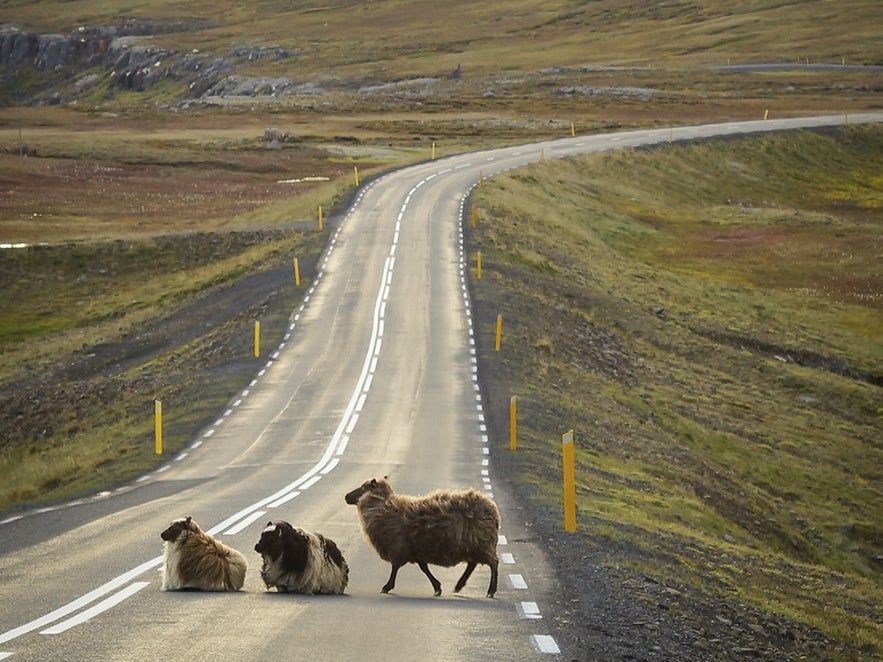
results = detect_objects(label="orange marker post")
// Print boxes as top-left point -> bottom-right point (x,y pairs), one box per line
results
154,399 -> 163,455
562,429 -> 576,532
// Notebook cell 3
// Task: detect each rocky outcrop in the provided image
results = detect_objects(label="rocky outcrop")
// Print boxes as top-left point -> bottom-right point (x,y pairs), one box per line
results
204,75 -> 294,98
0,22 -> 295,103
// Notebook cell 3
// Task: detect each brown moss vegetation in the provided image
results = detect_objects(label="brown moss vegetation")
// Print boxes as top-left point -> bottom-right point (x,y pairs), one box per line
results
469,124 -> 882,657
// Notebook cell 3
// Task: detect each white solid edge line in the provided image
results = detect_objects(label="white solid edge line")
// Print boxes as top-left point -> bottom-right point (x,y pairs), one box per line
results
0,191 -> 401,647
0,556 -> 162,644
40,582 -> 150,635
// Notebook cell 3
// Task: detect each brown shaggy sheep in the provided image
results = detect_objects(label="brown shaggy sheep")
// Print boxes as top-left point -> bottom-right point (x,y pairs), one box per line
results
344,477 -> 500,598
160,516 -> 247,591
254,520 -> 349,595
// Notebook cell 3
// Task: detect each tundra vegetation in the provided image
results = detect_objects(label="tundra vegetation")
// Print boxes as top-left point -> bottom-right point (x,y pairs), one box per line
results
0,0 -> 880,658
469,125 -> 882,655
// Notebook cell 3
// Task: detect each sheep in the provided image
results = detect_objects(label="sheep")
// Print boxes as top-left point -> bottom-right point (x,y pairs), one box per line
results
344,476 -> 500,598
160,516 -> 247,591
254,520 -> 349,595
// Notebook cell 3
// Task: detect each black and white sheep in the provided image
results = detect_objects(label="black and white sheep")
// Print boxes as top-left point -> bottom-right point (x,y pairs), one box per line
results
344,477 -> 500,598
160,516 -> 247,591
254,520 -> 349,594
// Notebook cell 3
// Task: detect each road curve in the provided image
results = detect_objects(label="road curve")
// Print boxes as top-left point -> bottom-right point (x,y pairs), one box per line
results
0,112 -> 880,661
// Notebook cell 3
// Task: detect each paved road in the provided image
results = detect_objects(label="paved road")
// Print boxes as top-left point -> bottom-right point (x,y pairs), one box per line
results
1,112 -> 880,661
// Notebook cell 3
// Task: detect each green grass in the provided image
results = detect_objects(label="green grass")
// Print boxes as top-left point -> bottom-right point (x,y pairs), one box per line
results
469,124 -> 882,656
3,0 -> 882,114
8,0 -> 882,71
0,226 -> 321,510
0,0 -> 880,653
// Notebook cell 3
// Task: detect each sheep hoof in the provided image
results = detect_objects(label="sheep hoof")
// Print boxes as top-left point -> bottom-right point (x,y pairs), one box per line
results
486,592 -> 496,599
434,589 -> 442,597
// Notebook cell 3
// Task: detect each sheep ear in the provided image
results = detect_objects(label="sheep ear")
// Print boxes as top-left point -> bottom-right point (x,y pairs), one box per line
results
276,525 -> 284,537
370,478 -> 377,486
383,474 -> 389,480
185,516 -> 192,525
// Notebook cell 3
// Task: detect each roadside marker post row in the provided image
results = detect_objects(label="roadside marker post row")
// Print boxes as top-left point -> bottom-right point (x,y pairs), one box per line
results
466,176 -> 576,533
506,397 -> 578,533
3,177 -> 392,649
467,190 -> 576,535
457,190 -> 561,656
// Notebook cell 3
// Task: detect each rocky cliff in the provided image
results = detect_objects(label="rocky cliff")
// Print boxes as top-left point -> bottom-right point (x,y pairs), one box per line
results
0,22 -> 295,104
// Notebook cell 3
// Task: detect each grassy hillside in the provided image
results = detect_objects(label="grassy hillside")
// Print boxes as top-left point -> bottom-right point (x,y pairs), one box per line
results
2,0 -> 881,120
0,3 -> 880,654
469,123 -> 882,656
7,0 -> 883,71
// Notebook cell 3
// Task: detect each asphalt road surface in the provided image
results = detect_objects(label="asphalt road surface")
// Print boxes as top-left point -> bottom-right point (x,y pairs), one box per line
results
1,112 -> 880,662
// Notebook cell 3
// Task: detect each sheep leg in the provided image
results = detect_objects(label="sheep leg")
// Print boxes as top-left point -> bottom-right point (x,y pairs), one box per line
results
417,562 -> 443,596
381,564 -> 401,593
486,561 -> 499,598
453,562 -> 477,593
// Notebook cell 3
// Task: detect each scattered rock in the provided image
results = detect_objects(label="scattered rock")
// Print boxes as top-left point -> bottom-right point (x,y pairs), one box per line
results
264,127 -> 283,142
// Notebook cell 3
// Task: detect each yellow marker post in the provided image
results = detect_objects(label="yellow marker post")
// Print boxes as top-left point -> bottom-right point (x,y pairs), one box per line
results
154,399 -> 163,455
562,429 -> 576,532
763,109 -> 769,120
432,142 -> 436,160
254,321 -> 261,358
318,205 -> 324,231
509,396 -> 517,450
354,166 -> 360,187
478,169 -> 483,188
476,251 -> 482,280
470,207 -> 477,229
570,121 -> 575,137
495,314 -> 502,352
294,258 -> 301,286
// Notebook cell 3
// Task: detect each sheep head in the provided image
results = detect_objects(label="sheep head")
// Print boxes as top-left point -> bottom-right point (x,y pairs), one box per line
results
344,476 -> 392,505
160,515 -> 196,542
